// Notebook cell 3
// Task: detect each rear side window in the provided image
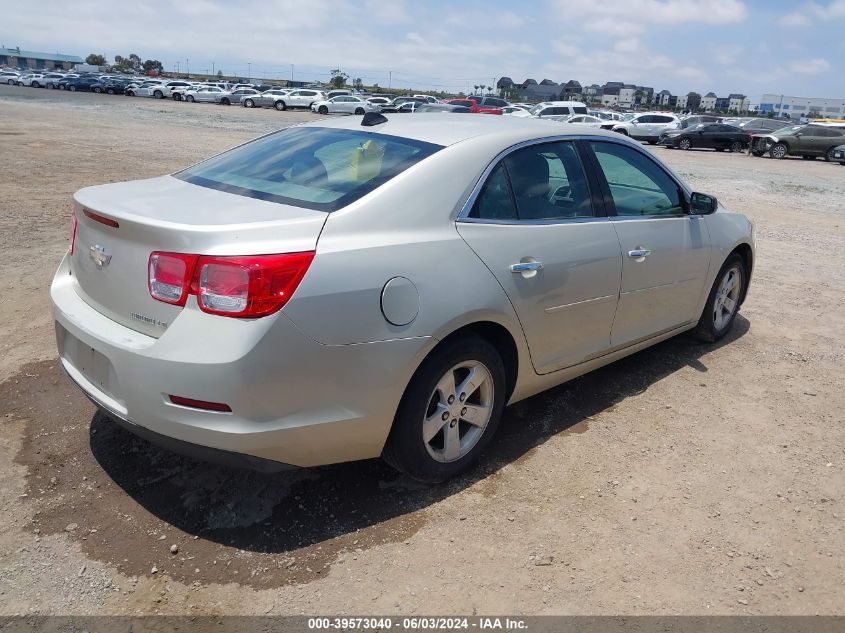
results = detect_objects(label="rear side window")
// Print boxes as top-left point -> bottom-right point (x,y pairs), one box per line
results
176,127 -> 442,212
470,164 -> 517,221
590,142 -> 683,217
573,106 -> 588,114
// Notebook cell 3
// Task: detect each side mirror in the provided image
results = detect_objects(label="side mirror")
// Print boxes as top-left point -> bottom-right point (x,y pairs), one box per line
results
689,192 -> 718,215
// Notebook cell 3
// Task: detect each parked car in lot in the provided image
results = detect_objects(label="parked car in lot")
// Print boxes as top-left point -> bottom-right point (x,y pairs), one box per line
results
275,89 -> 325,110
446,99 -> 503,115
562,114 -> 605,127
678,115 -> 722,129
415,104 -> 472,113
736,118 -> 791,136
750,124 -> 845,160
18,73 -> 48,87
312,95 -> 378,115
51,115 -> 753,482
365,96 -> 394,111
659,123 -> 750,152
59,77 -> 101,92
228,88 -> 262,105
612,113 -> 680,144
242,89 -> 292,109
182,86 -> 230,104
39,73 -> 66,88
832,145 -> 845,165
502,106 -> 532,117
529,101 -> 589,121
0,70 -> 20,84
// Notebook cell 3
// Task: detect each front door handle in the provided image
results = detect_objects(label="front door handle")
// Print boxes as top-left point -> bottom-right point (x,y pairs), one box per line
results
510,261 -> 543,273
628,249 -> 652,259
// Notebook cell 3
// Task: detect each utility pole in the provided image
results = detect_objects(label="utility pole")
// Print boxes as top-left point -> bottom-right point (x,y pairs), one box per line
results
389,70 -> 392,89
176,61 -> 180,74
248,62 -> 251,79
290,64 -> 294,82
212,61 -> 215,76
186,58 -> 189,77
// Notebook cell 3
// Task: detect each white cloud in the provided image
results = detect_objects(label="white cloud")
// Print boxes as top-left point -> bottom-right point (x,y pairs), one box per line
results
778,0 -> 845,26
788,58 -> 831,74
550,0 -> 747,34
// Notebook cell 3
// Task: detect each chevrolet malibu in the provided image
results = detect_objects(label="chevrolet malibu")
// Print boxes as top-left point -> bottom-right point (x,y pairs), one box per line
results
51,114 -> 754,482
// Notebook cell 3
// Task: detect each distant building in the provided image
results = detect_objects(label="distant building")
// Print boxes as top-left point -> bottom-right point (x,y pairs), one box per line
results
561,80 -> 582,99
0,46 -> 83,70
655,89 -> 673,107
701,92 -> 717,111
517,78 -> 561,101
618,84 -> 637,108
756,94 -> 845,118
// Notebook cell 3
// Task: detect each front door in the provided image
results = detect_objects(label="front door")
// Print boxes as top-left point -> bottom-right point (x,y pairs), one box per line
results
457,141 -> 622,374
587,140 -> 712,347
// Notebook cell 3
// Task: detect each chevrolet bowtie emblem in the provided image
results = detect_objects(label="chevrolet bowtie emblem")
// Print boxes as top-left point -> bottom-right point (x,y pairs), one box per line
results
89,244 -> 112,269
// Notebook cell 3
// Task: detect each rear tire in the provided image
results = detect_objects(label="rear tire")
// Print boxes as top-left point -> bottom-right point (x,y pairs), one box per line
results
825,147 -> 837,162
153,90 -> 163,99
729,141 -> 744,153
220,97 -> 230,105
382,335 -> 506,483
186,95 -> 194,102
106,88 -> 115,95
243,98 -> 254,108
47,83 -> 54,90
354,107 -> 365,115
69,85 -> 76,92
692,254 -> 746,343
31,81 -> 40,88
318,105 -> 328,114
274,100 -> 286,111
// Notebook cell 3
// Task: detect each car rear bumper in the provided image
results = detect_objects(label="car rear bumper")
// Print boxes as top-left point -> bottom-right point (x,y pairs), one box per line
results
51,253 -> 432,468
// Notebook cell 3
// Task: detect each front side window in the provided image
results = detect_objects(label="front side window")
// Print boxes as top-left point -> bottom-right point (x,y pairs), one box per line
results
177,127 -> 442,212
590,142 -> 683,217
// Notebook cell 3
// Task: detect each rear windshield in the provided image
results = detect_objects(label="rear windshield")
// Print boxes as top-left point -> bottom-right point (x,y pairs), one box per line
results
176,127 -> 442,212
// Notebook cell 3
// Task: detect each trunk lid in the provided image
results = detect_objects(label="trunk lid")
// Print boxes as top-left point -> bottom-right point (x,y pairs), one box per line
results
70,175 -> 328,338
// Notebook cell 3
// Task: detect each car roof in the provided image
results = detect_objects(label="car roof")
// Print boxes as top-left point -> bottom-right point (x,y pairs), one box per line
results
297,113 -> 622,147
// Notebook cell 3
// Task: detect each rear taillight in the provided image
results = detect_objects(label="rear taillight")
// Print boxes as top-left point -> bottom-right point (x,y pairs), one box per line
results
69,209 -> 78,255
195,253 -> 315,317
149,252 -> 199,306
147,251 -> 314,318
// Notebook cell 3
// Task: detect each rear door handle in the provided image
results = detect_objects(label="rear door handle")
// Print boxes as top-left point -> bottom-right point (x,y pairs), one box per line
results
628,249 -> 651,259
510,261 -> 543,273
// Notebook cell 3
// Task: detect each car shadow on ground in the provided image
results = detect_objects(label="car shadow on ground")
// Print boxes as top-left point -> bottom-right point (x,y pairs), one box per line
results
89,316 -> 749,554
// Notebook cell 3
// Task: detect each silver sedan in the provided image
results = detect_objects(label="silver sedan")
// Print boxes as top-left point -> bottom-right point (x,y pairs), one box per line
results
51,116 -> 754,482
242,89 -> 292,109
311,95 -> 378,115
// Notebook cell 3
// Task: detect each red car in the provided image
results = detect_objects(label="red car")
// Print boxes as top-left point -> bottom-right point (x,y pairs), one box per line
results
447,98 -> 503,115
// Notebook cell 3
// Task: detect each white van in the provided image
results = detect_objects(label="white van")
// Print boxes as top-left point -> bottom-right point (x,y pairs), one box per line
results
529,101 -> 589,120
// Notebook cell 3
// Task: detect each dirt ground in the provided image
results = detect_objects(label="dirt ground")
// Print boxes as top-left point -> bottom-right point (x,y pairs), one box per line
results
0,85 -> 843,616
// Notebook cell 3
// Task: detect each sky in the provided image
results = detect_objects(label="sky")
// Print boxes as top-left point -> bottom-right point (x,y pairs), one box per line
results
2,0 -> 844,100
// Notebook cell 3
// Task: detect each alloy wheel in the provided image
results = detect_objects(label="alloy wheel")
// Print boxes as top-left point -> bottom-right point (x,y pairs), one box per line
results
679,138 -> 691,150
770,143 -> 787,159
713,265 -> 742,331
423,361 -> 494,463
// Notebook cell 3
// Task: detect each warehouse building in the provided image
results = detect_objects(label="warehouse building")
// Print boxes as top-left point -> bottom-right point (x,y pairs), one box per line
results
759,94 -> 845,119
0,47 -> 83,70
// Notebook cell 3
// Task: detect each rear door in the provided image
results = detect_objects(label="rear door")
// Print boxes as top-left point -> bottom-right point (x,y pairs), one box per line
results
586,140 -> 711,347
457,140 -> 622,374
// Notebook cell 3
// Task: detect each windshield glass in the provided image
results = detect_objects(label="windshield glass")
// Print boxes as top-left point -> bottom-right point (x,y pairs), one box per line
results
176,127 -> 442,212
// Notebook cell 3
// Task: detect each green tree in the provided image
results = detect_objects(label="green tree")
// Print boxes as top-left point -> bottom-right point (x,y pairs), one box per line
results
113,55 -> 133,72
142,59 -> 163,73
329,68 -> 349,89
353,77 -> 363,89
85,53 -> 106,66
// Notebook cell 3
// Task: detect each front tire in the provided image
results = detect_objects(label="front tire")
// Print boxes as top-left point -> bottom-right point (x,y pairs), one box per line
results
679,138 -> 692,150
318,105 -> 328,114
354,107 -> 365,115
186,95 -> 194,102
693,254 -> 746,343
729,141 -> 745,153
220,97 -> 230,105
274,100 -> 286,111
825,147 -> 837,162
69,85 -> 76,92
382,335 -> 506,483
243,98 -> 254,108
31,81 -> 40,88
770,143 -> 788,159
153,90 -> 163,99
